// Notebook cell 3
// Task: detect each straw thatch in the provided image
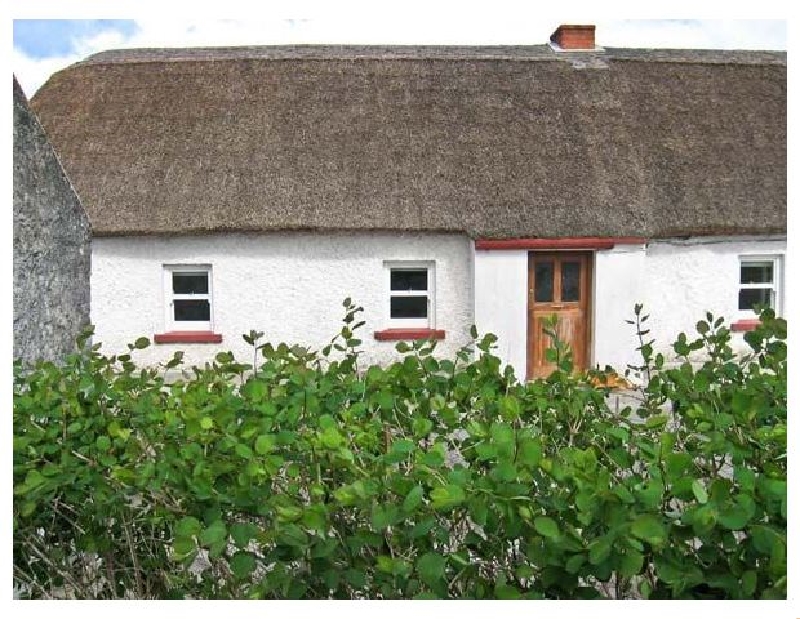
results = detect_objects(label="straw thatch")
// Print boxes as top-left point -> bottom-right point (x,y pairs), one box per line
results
30,45 -> 786,238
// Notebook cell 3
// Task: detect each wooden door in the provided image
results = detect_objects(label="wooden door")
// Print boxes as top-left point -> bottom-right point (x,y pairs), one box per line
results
527,252 -> 592,379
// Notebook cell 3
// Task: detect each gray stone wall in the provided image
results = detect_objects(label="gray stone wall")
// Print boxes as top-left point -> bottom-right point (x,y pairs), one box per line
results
13,77 -> 91,365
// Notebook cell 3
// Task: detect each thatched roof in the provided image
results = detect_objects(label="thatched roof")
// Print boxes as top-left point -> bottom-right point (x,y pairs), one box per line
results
30,44 -> 786,238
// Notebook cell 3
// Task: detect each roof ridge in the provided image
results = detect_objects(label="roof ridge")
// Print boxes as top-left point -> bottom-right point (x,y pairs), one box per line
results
78,44 -> 786,67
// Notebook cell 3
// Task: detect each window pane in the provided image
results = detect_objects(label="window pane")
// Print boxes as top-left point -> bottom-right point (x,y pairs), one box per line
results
173,272 -> 209,294
391,269 -> 428,291
534,261 -> 554,302
390,296 -> 428,319
561,261 -> 580,302
174,299 -> 210,321
741,262 -> 773,285
739,288 -> 773,311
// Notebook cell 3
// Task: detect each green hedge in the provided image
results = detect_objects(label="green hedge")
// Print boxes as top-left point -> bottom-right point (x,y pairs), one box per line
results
13,301 -> 786,599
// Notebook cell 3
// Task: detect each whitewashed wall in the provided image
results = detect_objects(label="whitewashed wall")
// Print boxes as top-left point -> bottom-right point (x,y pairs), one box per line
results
91,232 -> 474,369
473,250 -> 528,381
637,237 -> 786,367
474,237 -> 786,379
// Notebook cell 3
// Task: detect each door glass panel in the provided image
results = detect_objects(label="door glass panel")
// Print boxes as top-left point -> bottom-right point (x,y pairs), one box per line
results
534,261 -> 554,302
561,261 -> 580,302
174,299 -> 210,321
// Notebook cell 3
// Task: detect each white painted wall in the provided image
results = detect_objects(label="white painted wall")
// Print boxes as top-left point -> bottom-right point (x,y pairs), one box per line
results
638,237 -> 787,366
593,243 -> 649,373
473,237 -> 787,380
91,232 -> 474,369
474,250 -> 528,381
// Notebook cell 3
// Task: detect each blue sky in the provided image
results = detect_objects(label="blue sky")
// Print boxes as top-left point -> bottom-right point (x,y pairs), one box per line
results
12,17 -> 788,97
13,20 -> 139,58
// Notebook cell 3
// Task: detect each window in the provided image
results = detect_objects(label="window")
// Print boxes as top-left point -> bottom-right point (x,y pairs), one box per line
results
738,256 -> 781,317
386,262 -> 434,328
164,265 -> 213,331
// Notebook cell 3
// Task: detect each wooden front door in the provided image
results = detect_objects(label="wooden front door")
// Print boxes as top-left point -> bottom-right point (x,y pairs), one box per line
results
527,252 -> 592,379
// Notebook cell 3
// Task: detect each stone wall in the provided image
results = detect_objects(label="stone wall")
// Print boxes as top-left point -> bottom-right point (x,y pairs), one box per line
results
13,77 -> 91,365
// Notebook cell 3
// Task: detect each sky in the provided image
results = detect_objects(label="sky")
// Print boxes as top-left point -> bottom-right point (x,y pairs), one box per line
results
11,15 -> 788,98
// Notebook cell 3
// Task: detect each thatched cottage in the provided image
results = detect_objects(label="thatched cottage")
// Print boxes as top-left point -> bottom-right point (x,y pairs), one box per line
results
29,25 -> 786,379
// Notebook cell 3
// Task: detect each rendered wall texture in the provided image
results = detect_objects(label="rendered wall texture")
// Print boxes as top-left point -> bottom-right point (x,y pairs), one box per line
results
13,78 -> 91,365
475,237 -> 787,379
91,229 -> 784,377
90,232 -> 474,369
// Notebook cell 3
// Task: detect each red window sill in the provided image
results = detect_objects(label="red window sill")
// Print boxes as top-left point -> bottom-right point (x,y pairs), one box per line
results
374,328 -> 446,341
731,320 -> 760,333
154,331 -> 223,344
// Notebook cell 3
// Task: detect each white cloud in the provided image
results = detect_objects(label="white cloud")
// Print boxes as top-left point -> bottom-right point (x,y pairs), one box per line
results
597,19 -> 786,49
13,18 -> 787,98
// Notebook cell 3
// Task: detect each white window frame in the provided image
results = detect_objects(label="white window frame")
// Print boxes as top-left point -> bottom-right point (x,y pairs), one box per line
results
384,261 -> 435,329
163,265 -> 214,332
737,255 -> 783,319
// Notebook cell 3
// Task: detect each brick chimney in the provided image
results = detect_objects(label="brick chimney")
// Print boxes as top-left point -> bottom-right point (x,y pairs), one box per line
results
550,24 -> 596,51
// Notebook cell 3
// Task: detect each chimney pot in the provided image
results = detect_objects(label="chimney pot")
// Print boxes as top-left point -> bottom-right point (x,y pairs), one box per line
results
551,24 -> 596,51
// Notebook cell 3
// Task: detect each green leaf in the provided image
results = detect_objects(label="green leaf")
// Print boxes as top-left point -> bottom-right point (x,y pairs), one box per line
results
371,505 -> 397,531
172,536 -> 196,559
490,422 -> 515,450
533,516 -> 560,539
518,438 -> 542,468
618,550 -> 644,578
345,569 -> 366,589
612,485 -> 635,504
412,417 -> 433,437
230,552 -> 256,580
665,452 -> 693,479
276,523 -> 308,548
416,552 -> 446,587
276,505 -> 303,522
19,501 -> 37,518
588,538 -> 611,565
255,434 -> 276,455
718,495 -> 755,530
235,443 -> 253,459
499,395 -> 521,421
320,426 -> 344,449
230,522 -> 258,547
645,414 -> 669,429
302,507 -> 328,534
430,484 -> 466,511
565,554 -> 585,574
199,520 -> 227,547
241,379 -> 267,401
96,435 -> 111,451
403,485 -> 424,514
630,515 -> 666,546
741,570 -> 757,597
199,417 -> 214,430
692,480 -> 708,504
175,516 -> 202,538
13,463 -> 42,493
750,525 -> 779,554
389,438 -> 416,457
134,337 -> 150,349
